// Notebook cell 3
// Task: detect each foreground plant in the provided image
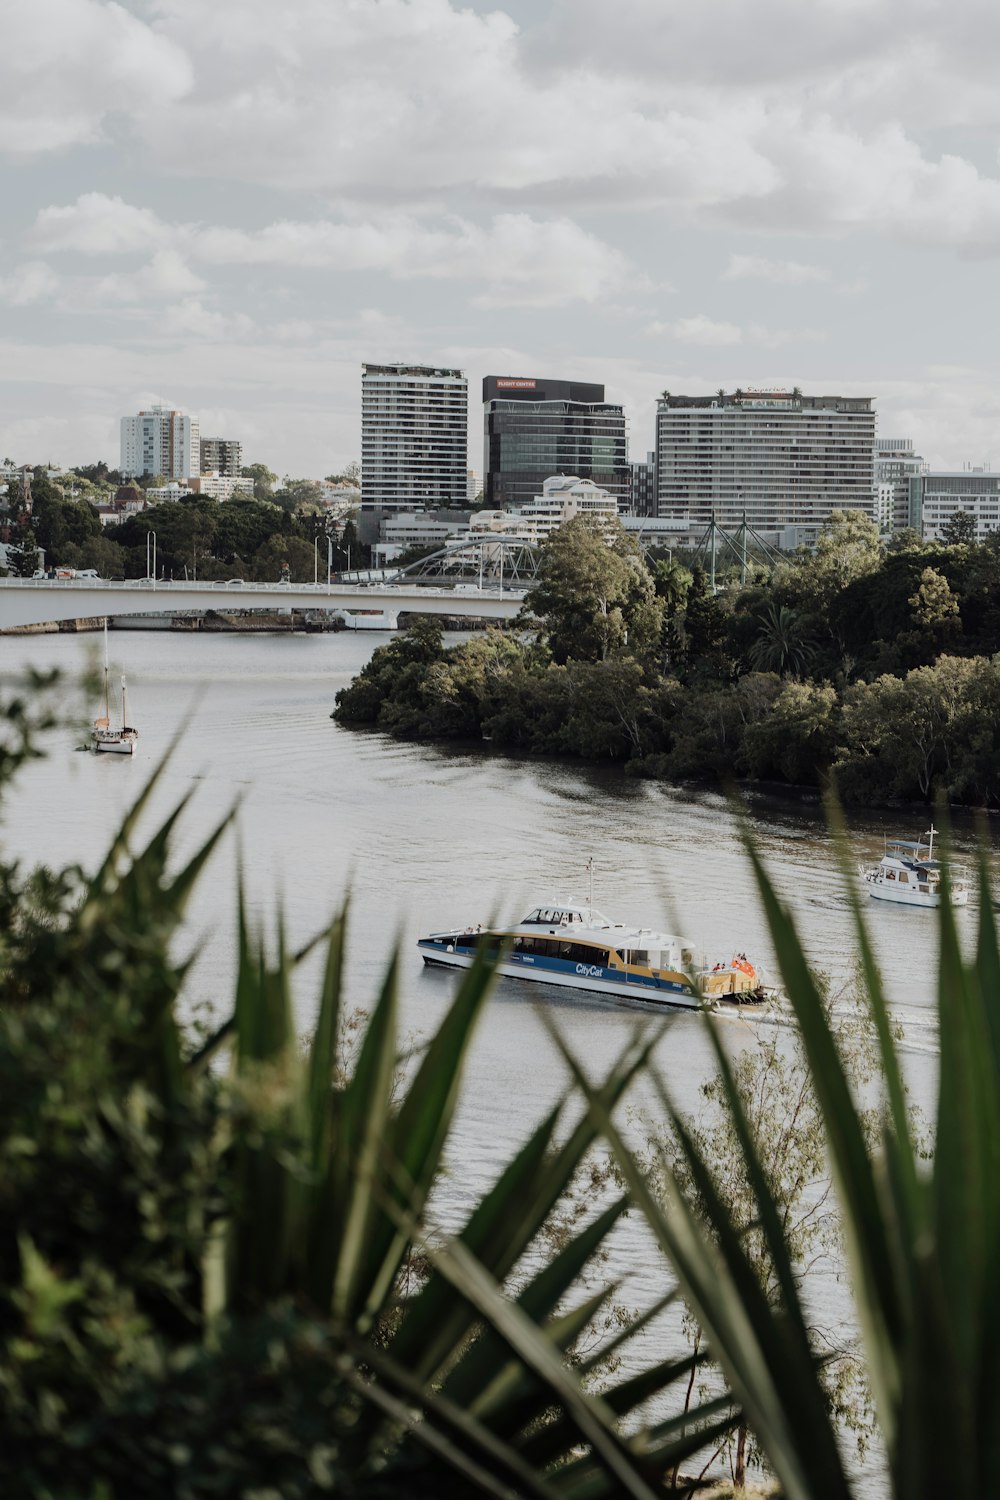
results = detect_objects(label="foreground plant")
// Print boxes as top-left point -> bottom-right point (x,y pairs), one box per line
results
0,733 -> 734,1496
559,818 -> 997,1500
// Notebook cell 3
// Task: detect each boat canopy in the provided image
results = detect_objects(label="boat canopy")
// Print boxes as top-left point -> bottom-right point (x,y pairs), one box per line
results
521,905 -> 611,929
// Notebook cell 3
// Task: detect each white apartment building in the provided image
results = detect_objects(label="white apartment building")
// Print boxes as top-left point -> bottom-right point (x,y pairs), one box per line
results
656,390 -> 876,544
875,438 -> 925,532
121,405 -> 200,480
911,469 -> 1000,542
361,362 -> 468,512
470,475 -> 619,546
188,475 -> 255,501
372,511 -> 468,566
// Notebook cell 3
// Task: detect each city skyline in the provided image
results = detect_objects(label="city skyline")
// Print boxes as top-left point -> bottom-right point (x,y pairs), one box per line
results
5,0 -> 1000,476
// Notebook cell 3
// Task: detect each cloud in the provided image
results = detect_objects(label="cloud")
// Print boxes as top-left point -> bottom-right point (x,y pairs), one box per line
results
0,261 -> 60,306
28,195 -> 634,307
13,1 -> 1000,258
0,0 -> 191,155
723,254 -> 831,285
31,194 -> 166,255
650,315 -> 824,349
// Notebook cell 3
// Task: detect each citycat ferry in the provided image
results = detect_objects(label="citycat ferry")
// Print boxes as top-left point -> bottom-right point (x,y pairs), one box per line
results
417,903 -> 764,1011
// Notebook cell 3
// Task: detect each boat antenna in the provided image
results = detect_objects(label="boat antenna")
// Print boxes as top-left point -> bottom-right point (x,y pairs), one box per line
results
96,617 -> 111,729
586,855 -> 594,910
925,823 -> 936,860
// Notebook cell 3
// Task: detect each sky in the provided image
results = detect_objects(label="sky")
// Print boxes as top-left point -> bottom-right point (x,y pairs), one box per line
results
4,0 -> 1000,478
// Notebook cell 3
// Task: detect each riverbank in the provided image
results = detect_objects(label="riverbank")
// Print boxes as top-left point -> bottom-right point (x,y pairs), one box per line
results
333,619 -> 1000,811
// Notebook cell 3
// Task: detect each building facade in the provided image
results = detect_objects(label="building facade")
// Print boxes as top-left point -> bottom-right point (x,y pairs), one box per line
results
361,363 -> 468,512
483,376 -> 629,512
120,405 -> 200,480
655,390 -> 876,544
910,470 -> 1000,542
471,476 -> 619,547
629,450 -> 656,516
875,437 -> 924,532
200,437 -> 243,477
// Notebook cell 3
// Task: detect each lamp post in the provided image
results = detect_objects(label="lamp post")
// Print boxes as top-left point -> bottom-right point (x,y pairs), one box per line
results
314,535 -> 319,586
146,530 -> 157,583
327,534 -> 333,590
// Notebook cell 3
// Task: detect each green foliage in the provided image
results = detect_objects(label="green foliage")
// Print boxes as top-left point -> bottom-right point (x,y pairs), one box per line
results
0,685 -> 743,1498
567,815 -> 1000,1500
106,496 -> 313,580
523,517 -> 665,665
940,509 -> 977,546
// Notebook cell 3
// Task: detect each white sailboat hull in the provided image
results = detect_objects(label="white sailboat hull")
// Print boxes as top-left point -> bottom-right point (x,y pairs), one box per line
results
94,733 -> 137,755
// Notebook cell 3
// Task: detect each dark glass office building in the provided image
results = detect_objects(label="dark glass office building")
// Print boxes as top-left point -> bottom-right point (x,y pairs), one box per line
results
483,376 -> 630,511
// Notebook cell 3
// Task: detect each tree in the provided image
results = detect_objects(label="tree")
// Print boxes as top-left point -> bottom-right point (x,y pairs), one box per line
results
644,991 -> 883,1489
940,509 -> 977,546
908,565 -> 960,631
252,533 -> 316,581
523,516 -> 665,665
240,462 -> 277,502
804,509 -> 882,599
747,601 -> 816,677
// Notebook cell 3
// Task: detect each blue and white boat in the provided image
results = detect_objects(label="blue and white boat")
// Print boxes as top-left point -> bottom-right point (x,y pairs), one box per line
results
417,902 -> 763,1011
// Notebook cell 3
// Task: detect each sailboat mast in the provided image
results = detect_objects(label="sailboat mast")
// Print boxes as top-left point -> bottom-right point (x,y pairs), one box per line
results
103,618 -> 111,721
121,675 -> 128,730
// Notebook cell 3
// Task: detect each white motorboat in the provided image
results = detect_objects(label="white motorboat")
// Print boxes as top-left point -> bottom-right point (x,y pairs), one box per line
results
860,825 -> 969,908
417,901 -> 765,1012
93,620 -> 139,756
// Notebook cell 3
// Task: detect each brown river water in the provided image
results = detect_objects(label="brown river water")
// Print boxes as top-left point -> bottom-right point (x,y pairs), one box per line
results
3,627 -> 989,1494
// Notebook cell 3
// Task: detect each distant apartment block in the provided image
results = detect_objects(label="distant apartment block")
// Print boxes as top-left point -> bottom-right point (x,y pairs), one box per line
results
629,451 -> 656,516
200,437 -> 243,477
875,438 -> 924,532
120,404 -> 200,480
188,475 -> 255,501
361,362 -> 468,512
910,469 -> 1000,542
471,476 -> 619,546
482,376 -> 630,512
655,390 -> 877,545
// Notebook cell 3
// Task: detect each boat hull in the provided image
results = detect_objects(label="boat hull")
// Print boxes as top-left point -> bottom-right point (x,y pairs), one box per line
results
419,941 -> 701,1011
867,881 -> 968,908
94,732 -> 138,755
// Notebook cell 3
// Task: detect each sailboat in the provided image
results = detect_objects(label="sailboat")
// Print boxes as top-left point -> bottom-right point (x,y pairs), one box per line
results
93,619 -> 139,755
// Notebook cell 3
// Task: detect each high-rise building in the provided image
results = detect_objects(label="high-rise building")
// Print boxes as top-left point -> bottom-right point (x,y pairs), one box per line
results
482,376 -> 629,512
200,437 -> 243,477
120,404 -> 200,480
655,390 -> 876,545
629,451 -> 656,517
361,362 -> 468,512
910,469 -> 1000,542
875,438 -> 924,532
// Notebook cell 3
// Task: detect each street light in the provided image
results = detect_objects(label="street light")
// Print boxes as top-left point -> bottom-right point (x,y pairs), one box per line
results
146,530 -> 157,583
314,534 -> 319,586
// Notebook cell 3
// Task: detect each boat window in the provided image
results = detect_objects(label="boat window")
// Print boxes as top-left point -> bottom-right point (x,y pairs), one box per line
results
885,871 -> 896,880
628,950 -> 650,966
898,872 -> 909,884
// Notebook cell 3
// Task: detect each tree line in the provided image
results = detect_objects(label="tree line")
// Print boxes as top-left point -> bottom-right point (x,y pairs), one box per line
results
334,509 -> 1000,806
2,468 -> 367,580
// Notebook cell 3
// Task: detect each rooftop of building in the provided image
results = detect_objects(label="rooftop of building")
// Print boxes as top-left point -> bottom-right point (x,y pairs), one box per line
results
363,362 -> 465,380
657,391 -> 874,412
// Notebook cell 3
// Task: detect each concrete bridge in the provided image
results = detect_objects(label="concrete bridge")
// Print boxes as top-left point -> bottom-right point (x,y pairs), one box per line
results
0,578 -> 528,631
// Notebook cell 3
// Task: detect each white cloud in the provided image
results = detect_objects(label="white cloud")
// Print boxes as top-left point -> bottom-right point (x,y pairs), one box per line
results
0,0 -> 191,155
651,316 -> 743,347
31,194 -> 166,255
723,254 -> 831,285
650,315 -> 824,348
0,261 -> 60,306
28,195 -> 634,307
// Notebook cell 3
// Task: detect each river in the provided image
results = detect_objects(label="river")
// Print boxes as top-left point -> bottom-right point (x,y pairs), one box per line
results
1,626 -> 983,1494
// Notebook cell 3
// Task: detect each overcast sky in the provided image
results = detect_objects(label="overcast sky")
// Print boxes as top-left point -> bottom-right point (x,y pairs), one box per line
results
4,0 -> 1000,477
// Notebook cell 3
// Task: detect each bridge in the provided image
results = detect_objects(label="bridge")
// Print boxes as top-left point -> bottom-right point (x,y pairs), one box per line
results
0,578 -> 528,631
